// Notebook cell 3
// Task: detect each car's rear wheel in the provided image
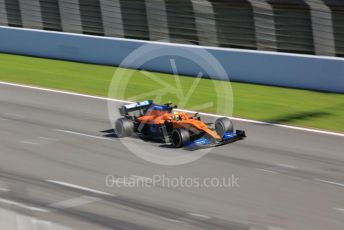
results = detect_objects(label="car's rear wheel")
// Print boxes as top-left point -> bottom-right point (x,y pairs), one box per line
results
215,117 -> 233,137
115,118 -> 134,137
171,128 -> 190,147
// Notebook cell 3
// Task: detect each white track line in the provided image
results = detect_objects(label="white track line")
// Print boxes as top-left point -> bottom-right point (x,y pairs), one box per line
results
164,218 -> 184,223
38,136 -> 58,141
314,179 -> 344,188
334,207 -> 344,212
0,198 -> 49,212
20,140 -> 40,145
0,81 -> 128,102
55,129 -> 113,141
188,212 -> 211,219
255,168 -> 280,174
49,196 -> 101,209
1,81 -> 343,137
275,163 -> 298,169
46,180 -> 113,196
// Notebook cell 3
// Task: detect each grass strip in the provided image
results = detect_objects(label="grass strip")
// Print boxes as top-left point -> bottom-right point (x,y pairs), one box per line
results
0,53 -> 343,132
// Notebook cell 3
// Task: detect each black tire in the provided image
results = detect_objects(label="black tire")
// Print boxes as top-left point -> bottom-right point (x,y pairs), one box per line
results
171,128 -> 190,148
115,118 -> 134,137
215,117 -> 233,137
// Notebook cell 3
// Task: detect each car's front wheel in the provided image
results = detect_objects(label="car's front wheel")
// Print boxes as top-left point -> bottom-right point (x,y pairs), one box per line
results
171,128 -> 190,147
215,117 -> 234,137
115,118 -> 134,137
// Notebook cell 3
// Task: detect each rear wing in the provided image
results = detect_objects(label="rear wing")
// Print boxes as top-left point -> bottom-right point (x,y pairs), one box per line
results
119,100 -> 153,116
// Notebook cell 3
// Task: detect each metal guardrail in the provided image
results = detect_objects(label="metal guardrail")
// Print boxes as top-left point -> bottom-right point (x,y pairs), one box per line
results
0,0 -> 343,57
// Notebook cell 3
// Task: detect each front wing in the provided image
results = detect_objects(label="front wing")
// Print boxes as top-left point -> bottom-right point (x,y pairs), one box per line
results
185,130 -> 246,150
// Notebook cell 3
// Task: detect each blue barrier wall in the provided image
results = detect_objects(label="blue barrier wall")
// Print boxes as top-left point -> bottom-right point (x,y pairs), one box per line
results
0,26 -> 343,93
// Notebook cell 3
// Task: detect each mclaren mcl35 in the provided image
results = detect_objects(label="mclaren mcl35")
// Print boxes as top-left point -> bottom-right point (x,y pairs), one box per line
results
115,100 -> 246,149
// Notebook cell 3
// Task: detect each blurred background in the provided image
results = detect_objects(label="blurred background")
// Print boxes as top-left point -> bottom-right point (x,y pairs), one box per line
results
1,0 -> 343,56
0,1 -> 344,230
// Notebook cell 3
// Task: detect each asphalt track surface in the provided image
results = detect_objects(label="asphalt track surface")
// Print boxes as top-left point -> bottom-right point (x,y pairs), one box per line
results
0,83 -> 344,230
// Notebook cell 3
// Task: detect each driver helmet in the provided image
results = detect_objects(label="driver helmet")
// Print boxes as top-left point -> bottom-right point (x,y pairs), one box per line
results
172,112 -> 181,121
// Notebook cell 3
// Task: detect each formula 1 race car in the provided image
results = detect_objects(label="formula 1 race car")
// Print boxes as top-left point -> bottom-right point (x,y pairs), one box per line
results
115,100 -> 246,149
